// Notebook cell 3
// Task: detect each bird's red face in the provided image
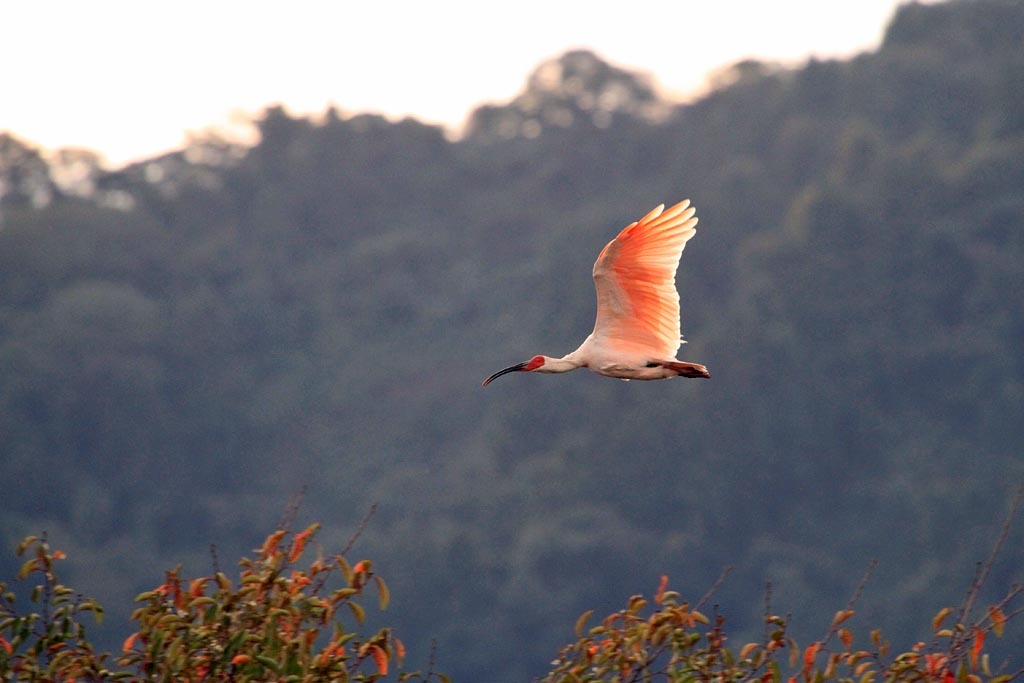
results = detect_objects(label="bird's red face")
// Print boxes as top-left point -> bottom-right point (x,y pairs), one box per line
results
482,355 -> 546,386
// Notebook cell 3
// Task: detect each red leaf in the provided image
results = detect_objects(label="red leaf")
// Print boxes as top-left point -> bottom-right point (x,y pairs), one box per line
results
970,628 -> 985,669
803,642 -> 821,676
369,644 -> 388,675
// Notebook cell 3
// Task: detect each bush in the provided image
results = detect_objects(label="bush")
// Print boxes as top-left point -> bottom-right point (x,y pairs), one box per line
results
543,490 -> 1024,683
0,525 -> 447,682
542,573 -> 1017,683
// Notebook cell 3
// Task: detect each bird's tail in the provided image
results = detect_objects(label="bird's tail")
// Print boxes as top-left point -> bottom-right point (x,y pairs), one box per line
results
662,361 -> 710,379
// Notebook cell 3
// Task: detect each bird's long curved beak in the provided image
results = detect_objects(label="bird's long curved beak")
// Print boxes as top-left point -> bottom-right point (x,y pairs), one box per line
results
482,361 -> 529,386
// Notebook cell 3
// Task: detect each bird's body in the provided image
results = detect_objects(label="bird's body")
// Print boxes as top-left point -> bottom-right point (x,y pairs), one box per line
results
483,199 -> 710,386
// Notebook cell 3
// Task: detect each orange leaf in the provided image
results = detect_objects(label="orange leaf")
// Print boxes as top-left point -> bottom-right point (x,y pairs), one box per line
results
832,610 -> 854,627
52,550 -> 67,560
122,633 -> 139,652
353,560 -> 370,574
262,530 -> 287,557
189,577 -> 207,598
803,642 -> 821,673
970,628 -> 985,669
288,530 -> 313,563
369,644 -> 388,675
0,637 -> 13,654
989,606 -> 1006,637
231,654 -> 252,665
394,637 -> 406,661
839,628 -> 853,651
654,574 -> 669,605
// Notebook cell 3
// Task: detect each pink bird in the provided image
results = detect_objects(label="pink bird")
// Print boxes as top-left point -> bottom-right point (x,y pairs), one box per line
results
483,199 -> 710,386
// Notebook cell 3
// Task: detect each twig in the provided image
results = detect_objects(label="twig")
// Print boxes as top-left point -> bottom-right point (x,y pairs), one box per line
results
821,558 -> 877,649
38,531 -> 52,668
977,583 -> 1024,630
959,485 -> 1022,627
277,485 -> 309,532
951,485 -> 1023,661
694,565 -> 734,613
425,639 -> 440,682
341,503 -> 379,556
209,543 -> 221,576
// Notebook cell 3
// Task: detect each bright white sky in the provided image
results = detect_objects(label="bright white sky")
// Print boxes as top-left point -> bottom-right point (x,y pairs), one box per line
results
2,0 -> 918,167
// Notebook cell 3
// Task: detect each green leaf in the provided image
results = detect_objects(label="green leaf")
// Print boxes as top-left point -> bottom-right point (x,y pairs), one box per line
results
374,575 -> 390,610
932,607 -> 952,632
16,537 -> 39,557
575,610 -> 594,638
348,601 -> 366,625
17,559 -> 38,581
224,630 -> 247,658
336,555 -> 354,585
256,654 -> 283,673
215,572 -> 232,590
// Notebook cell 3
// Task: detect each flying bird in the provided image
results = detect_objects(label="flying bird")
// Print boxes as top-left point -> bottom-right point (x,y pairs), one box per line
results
483,199 -> 710,386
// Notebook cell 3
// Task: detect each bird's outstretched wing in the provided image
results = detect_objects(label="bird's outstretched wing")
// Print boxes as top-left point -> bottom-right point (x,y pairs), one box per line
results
590,199 -> 698,359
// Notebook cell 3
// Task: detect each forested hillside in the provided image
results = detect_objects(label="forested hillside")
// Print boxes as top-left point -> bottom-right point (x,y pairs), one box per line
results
2,0 -> 1023,680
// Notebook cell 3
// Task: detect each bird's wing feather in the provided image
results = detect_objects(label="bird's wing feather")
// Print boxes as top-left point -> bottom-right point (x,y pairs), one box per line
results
591,199 -> 698,359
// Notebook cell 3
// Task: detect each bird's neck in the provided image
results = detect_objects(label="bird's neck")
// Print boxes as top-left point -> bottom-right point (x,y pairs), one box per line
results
539,355 -> 584,374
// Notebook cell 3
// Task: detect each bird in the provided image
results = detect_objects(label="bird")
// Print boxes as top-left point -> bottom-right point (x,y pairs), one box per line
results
483,198 -> 710,386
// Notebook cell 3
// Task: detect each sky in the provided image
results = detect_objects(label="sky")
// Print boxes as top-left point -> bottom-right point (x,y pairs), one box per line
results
2,0 -> 922,167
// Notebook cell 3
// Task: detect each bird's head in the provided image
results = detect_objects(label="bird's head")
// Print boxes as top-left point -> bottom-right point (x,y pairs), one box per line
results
482,355 -> 548,386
